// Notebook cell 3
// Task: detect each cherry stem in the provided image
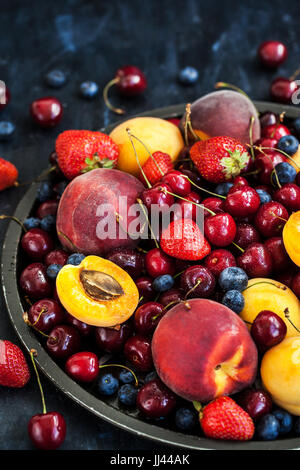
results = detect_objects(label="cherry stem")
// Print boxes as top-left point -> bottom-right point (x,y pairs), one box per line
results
23,312 -> 50,338
193,401 -> 202,413
162,299 -> 181,311
249,116 -> 255,162
158,186 -> 216,215
99,363 -> 138,387
184,278 -> 202,300
115,211 -> 147,240
243,281 -> 287,291
215,82 -> 252,102
269,211 -> 287,223
103,77 -> 125,115
254,145 -> 300,170
231,241 -> 245,253
30,349 -> 47,414
184,103 -> 200,144
138,296 -> 144,305
128,131 -> 165,177
136,198 -> 159,249
289,67 -> 300,82
182,174 -> 226,199
284,309 -> 300,333
126,128 -> 152,189
0,215 -> 27,232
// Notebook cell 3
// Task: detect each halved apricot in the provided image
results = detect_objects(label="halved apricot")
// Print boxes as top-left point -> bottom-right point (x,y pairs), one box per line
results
56,255 -> 139,327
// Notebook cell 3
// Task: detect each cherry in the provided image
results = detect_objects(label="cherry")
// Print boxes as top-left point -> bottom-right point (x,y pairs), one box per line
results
162,170 -> 191,197
296,171 -> 300,187
202,197 -> 225,218
49,151 -> 58,166
261,123 -> 291,140
234,223 -> 261,250
106,247 -> 145,280
275,270 -> 295,288
20,263 -> 53,299
64,312 -> 94,338
158,288 -> 183,309
95,323 -> 133,354
46,325 -> 81,360
259,112 -> 277,129
204,249 -> 236,278
65,351 -> 99,383
36,200 -> 59,219
204,213 -> 237,247
27,299 -> 65,334
255,150 -> 287,185
179,168 -> 203,187
21,228 -> 54,261
173,191 -> 202,222
236,388 -> 273,422
30,97 -> 63,128
264,237 -> 291,272
134,302 -> 164,335
291,272 -> 300,298
224,187 -> 261,218
180,265 -> 215,298
28,411 -> 66,450
270,77 -> 298,104
228,176 -> 248,194
145,248 -> 175,278
273,183 -> 300,211
135,276 -> 155,301
137,378 -> 177,419
254,201 -> 288,237
258,41 -> 288,68
255,137 -> 278,149
0,86 -> 10,110
251,310 -> 287,351
124,335 -> 153,372
141,183 -> 174,213
45,249 -> 69,267
237,243 -> 273,278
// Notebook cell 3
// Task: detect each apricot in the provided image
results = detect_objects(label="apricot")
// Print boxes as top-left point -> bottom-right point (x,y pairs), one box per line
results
283,211 -> 300,267
56,255 -> 139,327
261,336 -> 300,415
152,299 -> 257,402
241,278 -> 300,337
56,168 -> 145,256
109,117 -> 184,176
289,146 -> 300,172
180,90 -> 260,145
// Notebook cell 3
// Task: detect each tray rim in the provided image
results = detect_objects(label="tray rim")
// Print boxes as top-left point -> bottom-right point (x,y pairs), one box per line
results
2,100 -> 300,451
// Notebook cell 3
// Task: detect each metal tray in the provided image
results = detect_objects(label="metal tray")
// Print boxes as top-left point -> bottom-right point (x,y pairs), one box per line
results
2,101 -> 300,450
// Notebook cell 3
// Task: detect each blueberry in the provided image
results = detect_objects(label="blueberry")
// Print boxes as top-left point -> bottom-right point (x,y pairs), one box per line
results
24,217 -> 41,230
118,383 -> 138,406
272,409 -> 293,435
293,117 -> 300,137
67,253 -> 86,266
215,182 -> 233,196
152,274 -> 174,292
36,181 -> 54,202
256,189 -> 272,204
293,416 -> 300,436
45,70 -> 67,88
277,135 -> 299,156
119,369 -> 135,384
175,408 -> 197,431
219,267 -> 248,292
40,214 -> 56,232
144,371 -> 158,383
97,373 -> 119,396
79,81 -> 99,99
256,414 -> 280,440
221,290 -> 245,314
178,66 -> 199,85
46,263 -> 63,280
0,121 -> 15,141
272,162 -> 297,186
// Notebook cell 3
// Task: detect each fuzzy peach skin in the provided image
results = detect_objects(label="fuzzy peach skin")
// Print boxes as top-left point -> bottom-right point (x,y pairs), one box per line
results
56,168 -> 145,256
152,298 -> 258,403
283,211 -> 300,267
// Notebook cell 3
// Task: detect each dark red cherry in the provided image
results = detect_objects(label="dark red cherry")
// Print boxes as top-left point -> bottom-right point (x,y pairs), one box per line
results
204,213 -> 237,247
0,86 -> 10,110
251,310 -> 287,351
124,335 -> 153,372
261,123 -> 291,140
64,312 -> 94,338
46,325 -> 81,360
234,223 -> 261,249
30,97 -> 63,128
141,183 -> 174,212
115,66 -> 147,96
237,243 -> 273,278
255,137 -> 278,149
48,151 -> 58,166
21,228 -> 54,261
180,265 -> 215,298
134,302 -> 164,335
258,41 -> 288,68
145,248 -> 175,278
264,237 -> 291,273
137,378 -> 177,419
36,200 -> 59,219
273,183 -> 300,211
158,288 -> 183,309
27,298 -> 65,333
20,263 -> 53,299
224,187 -> 261,218
291,272 -> 300,299
95,323 -> 133,354
202,197 -> 225,218
135,276 -> 155,301
179,168 -> 203,187
259,112 -> 277,129
162,170 -> 191,197
173,191 -> 202,222
65,351 -> 99,383
270,77 -> 299,104
255,150 -> 287,185
28,412 -> 66,450
254,201 -> 288,237
204,249 -> 236,278
228,176 -> 248,194
106,247 -> 144,279
296,171 -> 300,188
236,388 -> 273,422
275,270 -> 295,288
45,249 -> 69,267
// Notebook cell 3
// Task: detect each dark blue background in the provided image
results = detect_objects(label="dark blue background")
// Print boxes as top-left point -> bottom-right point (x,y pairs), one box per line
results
0,0 -> 299,450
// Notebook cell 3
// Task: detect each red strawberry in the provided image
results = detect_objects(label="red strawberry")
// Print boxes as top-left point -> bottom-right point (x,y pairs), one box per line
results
0,340 -> 30,388
190,136 -> 250,184
140,151 -> 173,186
0,158 -> 18,191
199,396 -> 255,441
160,219 -> 211,261
55,130 -> 119,180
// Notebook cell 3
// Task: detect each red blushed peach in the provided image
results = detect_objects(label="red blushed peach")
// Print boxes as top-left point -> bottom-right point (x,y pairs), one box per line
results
152,298 -> 258,403
56,168 -> 145,256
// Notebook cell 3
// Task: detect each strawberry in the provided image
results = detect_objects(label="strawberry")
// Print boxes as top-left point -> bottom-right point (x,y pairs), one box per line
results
160,219 -> 211,261
0,158 -> 18,191
140,151 -> 173,186
0,340 -> 30,388
55,130 -> 119,180
199,396 -> 255,441
190,136 -> 250,184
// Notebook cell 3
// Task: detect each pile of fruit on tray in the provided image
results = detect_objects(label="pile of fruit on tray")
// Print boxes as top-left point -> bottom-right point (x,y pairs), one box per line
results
3,80 -> 300,449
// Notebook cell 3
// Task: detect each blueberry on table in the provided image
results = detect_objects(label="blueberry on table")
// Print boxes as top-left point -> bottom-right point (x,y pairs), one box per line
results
175,408 -> 197,431
277,135 -> 299,156
221,290 -> 245,314
272,409 -> 293,435
79,81 -> 99,99
36,181 -> 54,202
67,253 -> 86,266
256,414 -> 280,440
256,189 -> 272,204
24,217 -> 41,230
178,66 -> 199,85
119,369 -> 135,384
0,121 -> 15,141
272,162 -> 297,186
40,214 -> 56,232
46,263 -> 63,280
45,70 -> 67,88
97,373 -> 119,396
219,267 -> 248,292
118,383 -> 138,406
152,274 -> 174,292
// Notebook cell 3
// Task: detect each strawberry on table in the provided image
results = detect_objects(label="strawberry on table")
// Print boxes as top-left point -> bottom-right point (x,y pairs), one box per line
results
140,151 -> 173,186
55,130 -> 119,180
190,136 -> 250,184
0,158 -> 18,191
0,340 -> 30,388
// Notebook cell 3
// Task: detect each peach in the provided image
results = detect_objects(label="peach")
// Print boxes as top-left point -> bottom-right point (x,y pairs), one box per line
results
152,298 -> 257,403
261,336 -> 300,415
241,278 -> 300,337
180,90 -> 260,145
56,168 -> 145,256
283,211 -> 300,267
109,117 -> 184,176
